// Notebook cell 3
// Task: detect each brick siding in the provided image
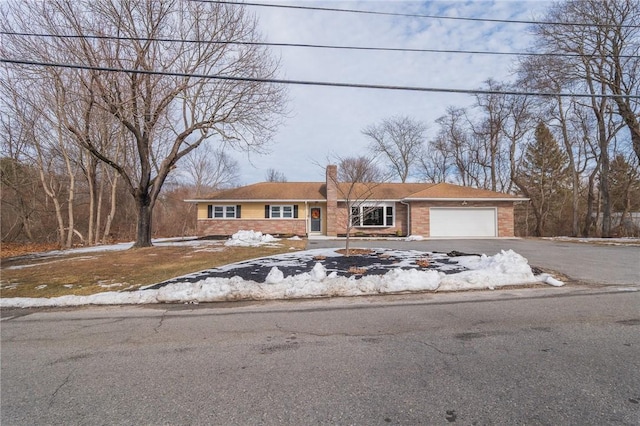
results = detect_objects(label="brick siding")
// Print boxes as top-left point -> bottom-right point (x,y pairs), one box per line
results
197,219 -> 306,237
325,165 -> 338,236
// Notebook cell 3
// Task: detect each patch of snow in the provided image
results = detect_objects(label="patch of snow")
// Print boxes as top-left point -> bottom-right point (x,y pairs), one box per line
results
224,230 -> 280,247
98,282 -> 124,288
6,255 -> 98,270
35,285 -> 47,290
537,273 -> 564,287
405,235 -> 424,241
288,236 -> 302,241
193,248 -> 224,253
6,237 -> 223,262
544,236 -> 640,246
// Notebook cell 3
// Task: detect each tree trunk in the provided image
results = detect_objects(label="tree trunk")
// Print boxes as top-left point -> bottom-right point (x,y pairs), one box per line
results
102,174 -> 118,244
133,193 -> 153,248
599,129 -> 612,238
86,157 -> 97,245
95,167 -> 104,245
35,151 -> 66,248
557,97 -> 580,236
63,152 -> 76,249
611,81 -> 640,164
626,120 -> 640,164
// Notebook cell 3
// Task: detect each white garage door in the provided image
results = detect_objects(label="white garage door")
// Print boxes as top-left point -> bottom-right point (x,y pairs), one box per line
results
430,208 -> 497,237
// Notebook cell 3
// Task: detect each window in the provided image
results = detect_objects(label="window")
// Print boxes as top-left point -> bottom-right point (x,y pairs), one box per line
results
351,204 -> 394,227
265,205 -> 299,219
207,205 -> 239,219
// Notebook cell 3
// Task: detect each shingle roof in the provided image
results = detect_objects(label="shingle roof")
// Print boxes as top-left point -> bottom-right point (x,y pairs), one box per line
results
335,182 -> 436,200
194,182 -> 326,201
188,181 -> 523,202
404,182 -> 522,199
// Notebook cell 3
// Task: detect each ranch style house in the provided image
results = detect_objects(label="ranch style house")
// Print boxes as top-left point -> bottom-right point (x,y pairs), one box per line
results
186,165 -> 526,238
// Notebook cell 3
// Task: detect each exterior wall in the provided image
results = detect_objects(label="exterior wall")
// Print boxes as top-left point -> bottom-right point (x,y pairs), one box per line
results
333,202 -> 409,236
197,203 -> 268,220
496,203 -> 515,237
197,203 -> 208,220
409,201 -> 515,237
196,202 -> 320,237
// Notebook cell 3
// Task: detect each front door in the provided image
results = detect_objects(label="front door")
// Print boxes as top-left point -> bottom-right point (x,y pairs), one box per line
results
310,207 -> 322,233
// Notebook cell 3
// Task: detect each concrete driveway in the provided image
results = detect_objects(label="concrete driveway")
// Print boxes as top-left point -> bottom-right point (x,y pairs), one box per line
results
307,238 -> 640,286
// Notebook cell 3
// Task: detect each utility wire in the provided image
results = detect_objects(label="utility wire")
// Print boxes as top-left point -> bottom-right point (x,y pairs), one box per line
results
2,31 -> 638,59
2,57 -> 638,99
193,0 -> 640,28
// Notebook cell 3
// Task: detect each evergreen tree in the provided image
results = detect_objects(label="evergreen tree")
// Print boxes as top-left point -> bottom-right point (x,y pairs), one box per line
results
609,154 -> 640,235
515,122 -> 570,236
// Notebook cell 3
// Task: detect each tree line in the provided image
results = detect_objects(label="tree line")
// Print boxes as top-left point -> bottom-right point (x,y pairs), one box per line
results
1,0 -> 638,248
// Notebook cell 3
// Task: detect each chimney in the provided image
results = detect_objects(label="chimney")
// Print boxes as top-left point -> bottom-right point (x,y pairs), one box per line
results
326,165 -> 338,236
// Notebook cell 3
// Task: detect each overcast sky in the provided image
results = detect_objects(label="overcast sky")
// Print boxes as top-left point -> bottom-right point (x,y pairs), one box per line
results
218,1 -> 551,184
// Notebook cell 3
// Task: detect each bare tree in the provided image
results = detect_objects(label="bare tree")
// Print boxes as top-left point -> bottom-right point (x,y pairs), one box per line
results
337,155 -> 385,183
324,156 -> 390,255
427,107 -> 485,187
264,168 -> 288,183
549,0 -> 640,163
417,133 -> 451,183
532,0 -> 638,236
471,79 -> 511,192
363,116 -> 427,182
178,144 -> 240,195
1,0 -> 287,247
0,106 -> 42,242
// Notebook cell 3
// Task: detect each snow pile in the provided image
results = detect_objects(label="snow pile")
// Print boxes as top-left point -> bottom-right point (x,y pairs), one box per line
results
405,235 -> 424,241
224,230 -> 279,247
0,249 -> 564,308
265,267 -> 284,284
441,250 -> 540,291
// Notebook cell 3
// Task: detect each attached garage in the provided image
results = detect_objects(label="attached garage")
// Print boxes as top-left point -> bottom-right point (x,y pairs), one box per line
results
429,207 -> 497,238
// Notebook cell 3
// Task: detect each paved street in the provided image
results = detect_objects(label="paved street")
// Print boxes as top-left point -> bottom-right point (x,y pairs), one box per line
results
308,238 -> 640,285
2,288 -> 639,425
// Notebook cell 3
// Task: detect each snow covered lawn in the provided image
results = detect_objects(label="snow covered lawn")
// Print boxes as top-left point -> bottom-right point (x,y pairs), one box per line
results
1,232 -> 564,309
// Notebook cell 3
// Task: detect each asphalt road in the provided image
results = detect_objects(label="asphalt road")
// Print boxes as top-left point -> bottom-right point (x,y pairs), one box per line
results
2,288 -> 639,425
307,238 -> 640,286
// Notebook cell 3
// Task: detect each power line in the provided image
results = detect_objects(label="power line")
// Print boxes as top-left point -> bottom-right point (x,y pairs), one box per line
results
193,0 -> 640,28
2,57 -> 639,99
3,31 -> 638,59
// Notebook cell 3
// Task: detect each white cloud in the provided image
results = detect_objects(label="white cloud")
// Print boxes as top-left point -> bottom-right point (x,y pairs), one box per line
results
220,1 -> 551,183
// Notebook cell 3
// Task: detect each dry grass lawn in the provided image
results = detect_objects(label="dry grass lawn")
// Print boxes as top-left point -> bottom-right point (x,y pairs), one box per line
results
0,239 -> 306,298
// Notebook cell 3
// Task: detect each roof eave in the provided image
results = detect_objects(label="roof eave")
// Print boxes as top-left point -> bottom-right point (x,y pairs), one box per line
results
403,197 -> 529,202
184,198 -> 327,203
